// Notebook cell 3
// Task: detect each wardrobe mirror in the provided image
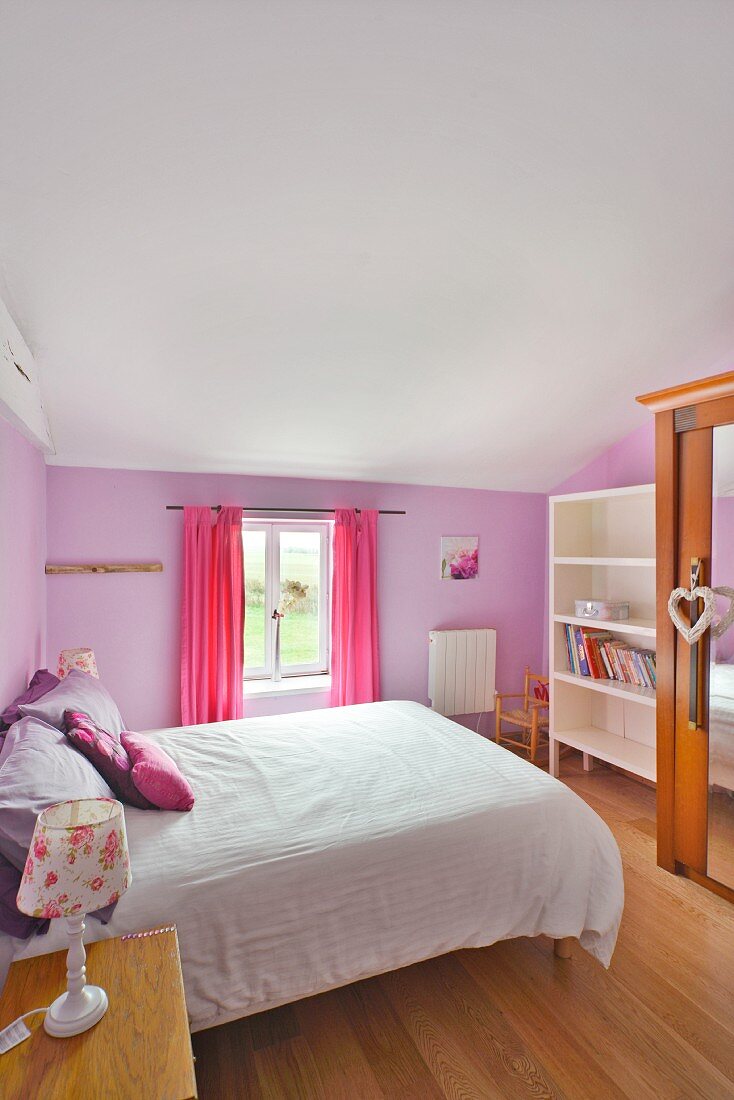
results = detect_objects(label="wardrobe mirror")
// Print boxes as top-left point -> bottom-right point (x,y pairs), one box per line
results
708,422 -> 734,888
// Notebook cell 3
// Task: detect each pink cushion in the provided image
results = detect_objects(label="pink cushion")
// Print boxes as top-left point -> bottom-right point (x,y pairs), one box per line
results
63,711 -> 153,811
120,732 -> 195,812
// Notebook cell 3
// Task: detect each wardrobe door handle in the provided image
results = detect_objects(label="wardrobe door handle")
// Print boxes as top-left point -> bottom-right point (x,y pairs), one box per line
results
689,558 -> 704,729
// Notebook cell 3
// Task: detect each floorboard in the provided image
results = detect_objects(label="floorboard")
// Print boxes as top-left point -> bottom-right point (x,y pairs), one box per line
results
192,754 -> 734,1099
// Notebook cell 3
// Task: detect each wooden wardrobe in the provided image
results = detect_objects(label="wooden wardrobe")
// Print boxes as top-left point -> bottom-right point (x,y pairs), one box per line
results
638,371 -> 734,903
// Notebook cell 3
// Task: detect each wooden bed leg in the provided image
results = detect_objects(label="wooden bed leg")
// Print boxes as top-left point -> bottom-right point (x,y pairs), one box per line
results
554,937 -> 574,959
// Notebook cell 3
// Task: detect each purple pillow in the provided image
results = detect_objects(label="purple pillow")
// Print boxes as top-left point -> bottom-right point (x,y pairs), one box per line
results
1,669 -> 60,731
0,717 -> 114,871
64,711 -> 153,811
121,732 -> 195,812
19,669 -> 125,736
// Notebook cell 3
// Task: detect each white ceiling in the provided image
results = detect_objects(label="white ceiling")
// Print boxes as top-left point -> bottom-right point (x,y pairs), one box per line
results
1,1 -> 734,492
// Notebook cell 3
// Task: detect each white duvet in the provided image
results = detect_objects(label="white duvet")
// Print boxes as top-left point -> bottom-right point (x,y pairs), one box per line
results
1,701 -> 623,1032
710,664 -> 734,791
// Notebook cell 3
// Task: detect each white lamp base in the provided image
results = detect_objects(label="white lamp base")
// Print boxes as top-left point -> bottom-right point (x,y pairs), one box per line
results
44,984 -> 108,1037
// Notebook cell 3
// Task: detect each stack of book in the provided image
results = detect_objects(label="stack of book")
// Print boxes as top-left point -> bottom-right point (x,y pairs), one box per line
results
563,624 -> 656,690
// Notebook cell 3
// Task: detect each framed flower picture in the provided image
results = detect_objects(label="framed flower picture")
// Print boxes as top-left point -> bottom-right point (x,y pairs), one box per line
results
441,536 -> 479,580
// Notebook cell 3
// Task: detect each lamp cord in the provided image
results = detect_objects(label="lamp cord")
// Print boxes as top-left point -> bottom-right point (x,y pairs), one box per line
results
16,1007 -> 49,1022
0,1007 -> 49,1055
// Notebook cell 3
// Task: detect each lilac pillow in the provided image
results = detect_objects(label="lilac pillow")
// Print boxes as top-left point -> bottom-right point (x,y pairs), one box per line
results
121,732 -> 195,812
0,717 -> 114,871
19,669 -> 125,736
1,669 -> 60,731
64,711 -> 153,811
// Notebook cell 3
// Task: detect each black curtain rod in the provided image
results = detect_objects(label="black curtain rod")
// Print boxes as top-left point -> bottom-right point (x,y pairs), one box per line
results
165,506 -> 406,515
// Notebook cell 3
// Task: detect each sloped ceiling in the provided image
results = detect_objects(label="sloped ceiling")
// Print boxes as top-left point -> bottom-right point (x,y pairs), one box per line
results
1,1 -> 733,491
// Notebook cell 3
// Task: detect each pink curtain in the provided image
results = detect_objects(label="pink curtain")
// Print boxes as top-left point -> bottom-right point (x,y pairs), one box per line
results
330,509 -> 380,707
181,506 -> 244,725
181,508 -> 211,725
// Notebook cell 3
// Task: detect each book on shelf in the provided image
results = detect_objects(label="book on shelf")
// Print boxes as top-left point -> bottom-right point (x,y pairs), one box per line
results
573,626 -> 590,677
563,624 -> 656,689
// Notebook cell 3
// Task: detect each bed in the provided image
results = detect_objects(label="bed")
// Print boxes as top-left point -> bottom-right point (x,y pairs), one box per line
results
709,663 -> 734,791
0,700 -> 624,1033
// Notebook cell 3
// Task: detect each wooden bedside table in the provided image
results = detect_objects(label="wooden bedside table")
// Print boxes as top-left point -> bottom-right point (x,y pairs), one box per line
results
0,925 -> 197,1100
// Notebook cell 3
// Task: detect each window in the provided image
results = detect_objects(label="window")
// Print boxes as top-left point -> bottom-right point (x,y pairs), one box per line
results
243,521 -> 330,680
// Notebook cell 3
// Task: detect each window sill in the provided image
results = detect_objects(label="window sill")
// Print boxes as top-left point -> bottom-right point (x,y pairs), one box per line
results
243,674 -> 332,700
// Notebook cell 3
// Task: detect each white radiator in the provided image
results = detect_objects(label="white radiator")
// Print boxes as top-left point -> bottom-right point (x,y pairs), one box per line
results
428,628 -> 496,717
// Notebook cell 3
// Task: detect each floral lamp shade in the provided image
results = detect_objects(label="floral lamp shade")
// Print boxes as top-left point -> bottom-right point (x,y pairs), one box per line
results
58,648 -> 99,680
16,798 -> 131,920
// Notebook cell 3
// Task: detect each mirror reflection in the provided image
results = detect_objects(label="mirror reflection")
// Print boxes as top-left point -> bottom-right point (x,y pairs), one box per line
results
709,423 -> 734,887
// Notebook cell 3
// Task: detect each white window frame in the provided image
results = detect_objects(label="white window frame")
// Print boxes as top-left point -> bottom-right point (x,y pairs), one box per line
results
243,519 -> 330,681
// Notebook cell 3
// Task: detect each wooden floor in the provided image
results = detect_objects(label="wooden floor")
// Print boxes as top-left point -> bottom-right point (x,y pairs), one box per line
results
192,756 -> 734,1099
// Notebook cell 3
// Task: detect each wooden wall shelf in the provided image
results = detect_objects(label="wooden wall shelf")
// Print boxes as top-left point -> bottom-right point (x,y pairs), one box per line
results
45,563 -> 163,575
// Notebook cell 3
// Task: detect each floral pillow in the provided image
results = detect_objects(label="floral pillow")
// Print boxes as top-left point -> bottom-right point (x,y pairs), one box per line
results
63,711 -> 153,810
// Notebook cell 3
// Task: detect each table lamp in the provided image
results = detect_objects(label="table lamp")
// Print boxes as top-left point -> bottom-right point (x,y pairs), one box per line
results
16,798 -> 131,1037
58,648 -> 99,679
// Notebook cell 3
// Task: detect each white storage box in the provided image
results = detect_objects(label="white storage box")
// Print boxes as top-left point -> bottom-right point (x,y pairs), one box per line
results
574,599 -> 630,621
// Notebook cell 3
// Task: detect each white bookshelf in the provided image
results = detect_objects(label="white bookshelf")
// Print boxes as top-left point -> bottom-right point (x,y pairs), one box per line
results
549,483 -> 656,782
554,556 -> 656,568
552,613 -> 656,637
554,670 -> 657,708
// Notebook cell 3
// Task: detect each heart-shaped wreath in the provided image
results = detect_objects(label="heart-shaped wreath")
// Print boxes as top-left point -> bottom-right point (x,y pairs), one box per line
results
711,585 -> 734,639
667,585 -> 734,644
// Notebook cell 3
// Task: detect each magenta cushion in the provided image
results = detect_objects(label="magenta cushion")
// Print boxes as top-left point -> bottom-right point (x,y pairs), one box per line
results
121,732 -> 195,812
63,711 -> 153,811
1,669 -> 60,731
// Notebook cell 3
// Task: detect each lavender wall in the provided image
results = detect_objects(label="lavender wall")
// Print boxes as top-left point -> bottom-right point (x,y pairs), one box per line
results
550,421 -> 654,496
46,467 -> 546,731
712,495 -> 734,663
0,416 -> 46,707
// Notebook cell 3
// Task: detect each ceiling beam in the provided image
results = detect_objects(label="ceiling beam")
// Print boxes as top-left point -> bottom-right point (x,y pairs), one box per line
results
0,296 -> 54,454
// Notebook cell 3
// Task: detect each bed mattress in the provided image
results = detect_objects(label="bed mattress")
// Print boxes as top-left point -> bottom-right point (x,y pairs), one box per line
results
710,663 -> 734,790
1,701 -> 623,1032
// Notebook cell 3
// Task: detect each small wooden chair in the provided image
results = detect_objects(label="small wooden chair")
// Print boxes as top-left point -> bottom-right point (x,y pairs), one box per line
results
495,666 -> 550,763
